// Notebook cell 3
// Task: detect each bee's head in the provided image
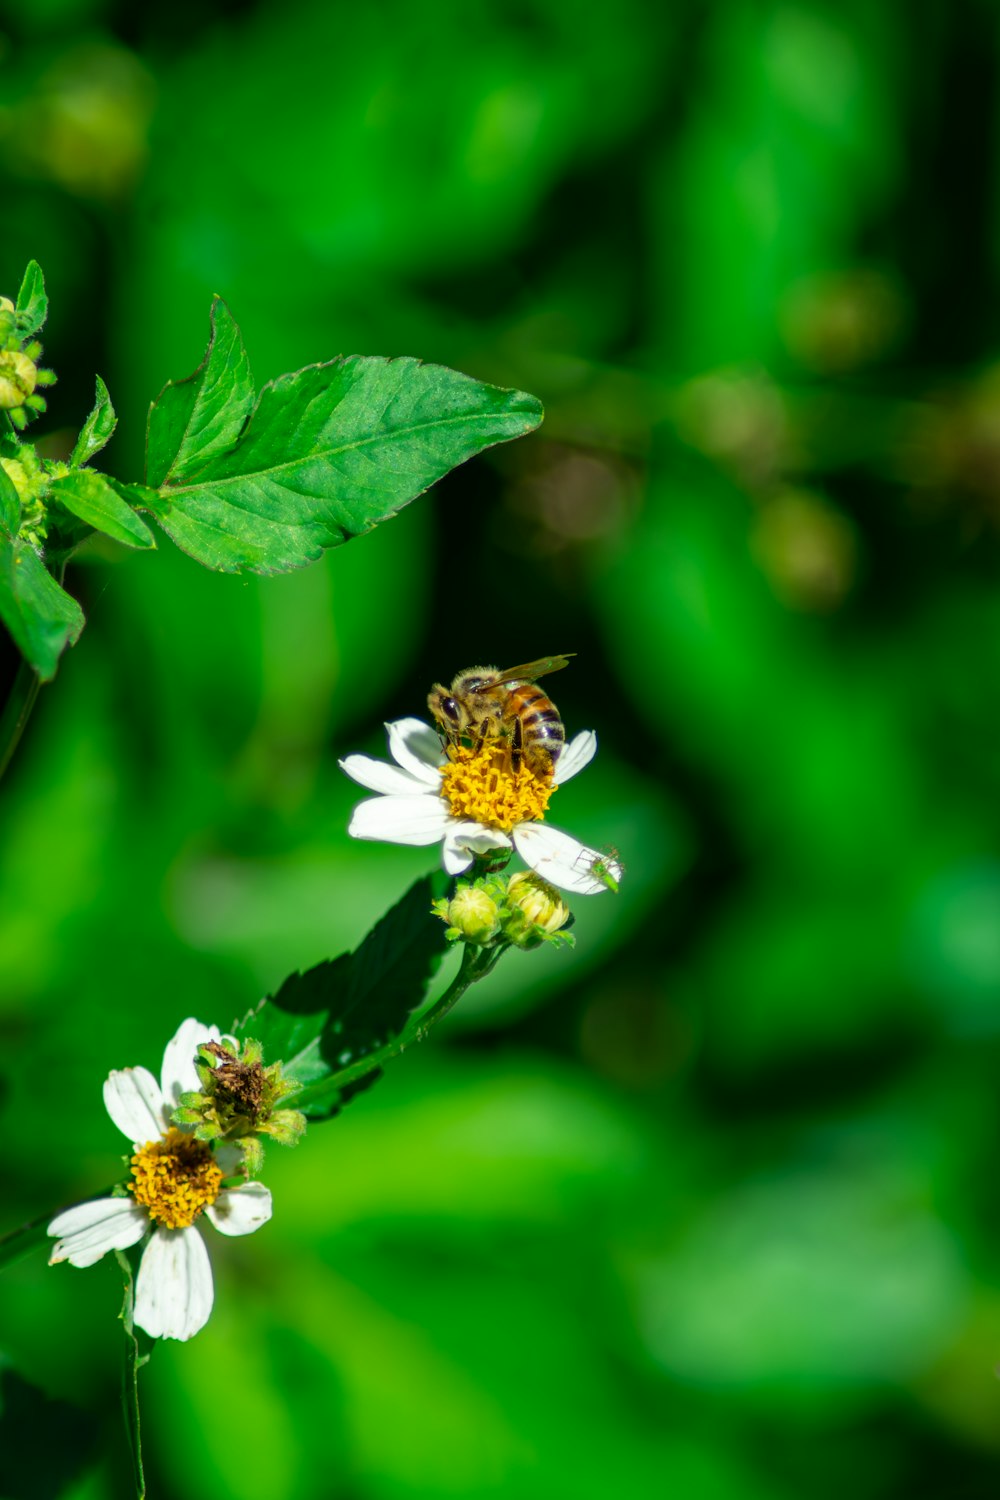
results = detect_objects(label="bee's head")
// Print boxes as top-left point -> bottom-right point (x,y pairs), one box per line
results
428,684 -> 464,730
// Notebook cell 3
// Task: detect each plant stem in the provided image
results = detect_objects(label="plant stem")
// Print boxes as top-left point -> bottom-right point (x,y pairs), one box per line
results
410,941 -> 507,1041
0,656 -> 40,783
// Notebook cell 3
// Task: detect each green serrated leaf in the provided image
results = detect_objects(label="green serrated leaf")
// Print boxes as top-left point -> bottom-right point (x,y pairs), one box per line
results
71,374 -> 117,467
237,874 -> 449,1122
151,352 -> 543,575
0,462 -> 19,537
146,296 -> 255,489
48,470 -> 156,550
0,535 -> 84,679
14,260 -> 46,336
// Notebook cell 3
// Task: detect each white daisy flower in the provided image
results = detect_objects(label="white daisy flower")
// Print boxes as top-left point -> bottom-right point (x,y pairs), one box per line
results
48,1018 -> 272,1343
340,718 -> 622,895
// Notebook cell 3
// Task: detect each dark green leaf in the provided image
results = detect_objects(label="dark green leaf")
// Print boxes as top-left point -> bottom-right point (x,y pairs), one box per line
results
0,1361 -> 96,1499
151,348 -> 543,575
0,462 -> 19,537
14,261 -> 46,337
116,1249 -> 151,1500
0,536 -> 84,679
48,470 -> 156,550
237,874 -> 449,1121
71,375 -> 117,467
146,297 -> 255,489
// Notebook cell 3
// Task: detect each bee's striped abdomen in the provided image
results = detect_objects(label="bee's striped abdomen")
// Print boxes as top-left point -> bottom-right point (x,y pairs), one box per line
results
508,683 -> 566,772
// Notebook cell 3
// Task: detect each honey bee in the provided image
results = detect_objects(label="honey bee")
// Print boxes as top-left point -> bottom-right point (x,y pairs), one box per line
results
428,655 -> 575,777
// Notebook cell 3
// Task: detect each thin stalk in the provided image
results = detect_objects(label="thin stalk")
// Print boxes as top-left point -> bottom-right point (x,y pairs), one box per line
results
410,941 -> 508,1042
0,656 -> 40,783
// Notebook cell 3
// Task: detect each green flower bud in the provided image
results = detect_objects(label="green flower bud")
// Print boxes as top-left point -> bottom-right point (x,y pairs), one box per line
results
502,871 -> 573,950
436,884 -> 502,945
0,350 -> 37,410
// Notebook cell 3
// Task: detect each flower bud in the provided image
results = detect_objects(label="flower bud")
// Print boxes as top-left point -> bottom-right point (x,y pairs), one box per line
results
502,871 -> 572,949
439,884 -> 501,945
0,350 -> 37,410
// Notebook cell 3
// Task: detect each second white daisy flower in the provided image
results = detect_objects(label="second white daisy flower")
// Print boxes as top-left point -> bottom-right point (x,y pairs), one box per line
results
48,1018 -> 272,1342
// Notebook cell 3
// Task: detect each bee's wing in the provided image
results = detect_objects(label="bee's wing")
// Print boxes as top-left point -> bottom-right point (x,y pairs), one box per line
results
492,654 -> 575,685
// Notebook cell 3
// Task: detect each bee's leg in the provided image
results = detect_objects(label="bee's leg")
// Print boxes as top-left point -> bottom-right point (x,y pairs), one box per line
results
510,714 -> 523,774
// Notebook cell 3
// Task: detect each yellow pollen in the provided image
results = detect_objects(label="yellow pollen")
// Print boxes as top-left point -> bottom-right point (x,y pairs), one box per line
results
129,1128 -> 223,1230
439,745 -> 555,832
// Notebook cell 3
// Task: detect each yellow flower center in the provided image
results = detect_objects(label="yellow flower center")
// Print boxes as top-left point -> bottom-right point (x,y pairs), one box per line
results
129,1128 -> 223,1229
439,745 -> 555,832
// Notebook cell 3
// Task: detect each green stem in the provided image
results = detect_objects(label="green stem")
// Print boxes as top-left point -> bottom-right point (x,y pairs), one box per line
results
410,941 -> 508,1042
117,1249 -> 150,1500
0,656 -> 40,783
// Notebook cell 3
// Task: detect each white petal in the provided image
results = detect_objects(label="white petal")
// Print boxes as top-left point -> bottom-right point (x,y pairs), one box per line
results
348,793 -> 451,845
512,822 -> 621,895
213,1142 -> 245,1178
205,1182 -> 273,1238
386,718 -> 445,782
48,1198 -> 147,1268
441,822 -> 512,875
103,1067 -> 167,1143
160,1018 -> 221,1111
338,753 -> 433,796
134,1226 -> 214,1342
554,730 -> 598,785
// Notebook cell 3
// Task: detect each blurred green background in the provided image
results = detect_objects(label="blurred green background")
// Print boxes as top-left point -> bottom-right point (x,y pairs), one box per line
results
4,0 -> 1000,1495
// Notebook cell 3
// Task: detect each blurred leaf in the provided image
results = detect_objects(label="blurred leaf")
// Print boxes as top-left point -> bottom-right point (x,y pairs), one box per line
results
0,1359 -> 95,1499
145,297 -> 255,489
70,375 -> 117,468
237,873 -> 449,1121
48,471 -> 156,550
14,261 -> 46,338
0,536 -> 83,679
148,335 -> 543,574
632,1160 -> 967,1405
